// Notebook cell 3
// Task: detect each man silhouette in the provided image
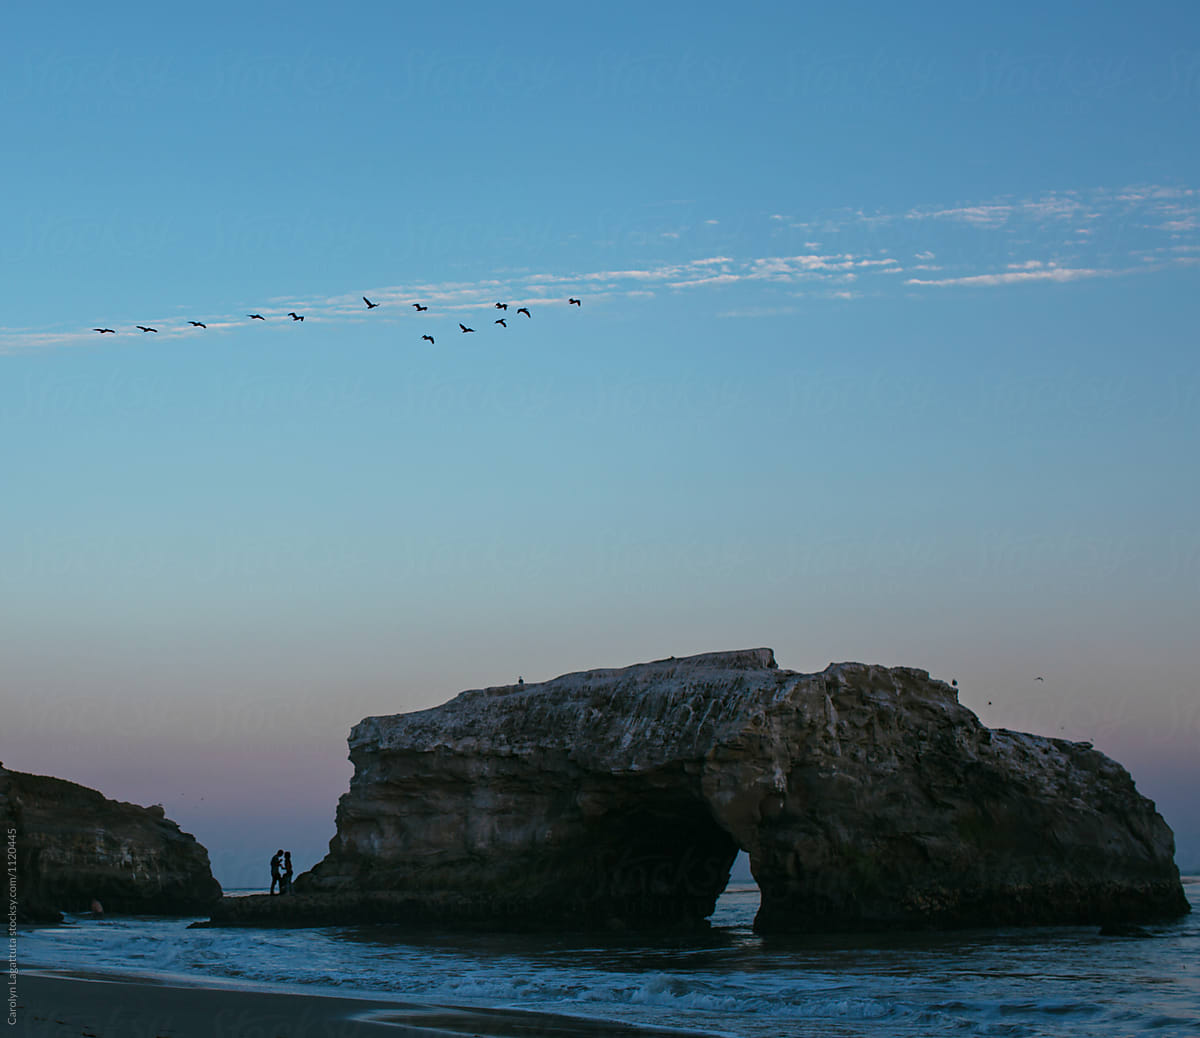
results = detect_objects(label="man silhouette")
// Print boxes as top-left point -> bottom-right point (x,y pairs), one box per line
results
270,849 -> 284,894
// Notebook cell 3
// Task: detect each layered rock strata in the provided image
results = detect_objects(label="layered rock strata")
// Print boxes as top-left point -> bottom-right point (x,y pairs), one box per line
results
1,765 -> 222,921
211,649 -> 1186,932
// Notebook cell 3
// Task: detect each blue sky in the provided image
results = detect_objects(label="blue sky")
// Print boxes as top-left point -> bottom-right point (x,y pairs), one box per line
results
3,2 -> 1198,886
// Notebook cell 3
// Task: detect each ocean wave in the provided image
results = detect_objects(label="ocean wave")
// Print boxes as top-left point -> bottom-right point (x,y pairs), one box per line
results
16,882 -> 1200,1038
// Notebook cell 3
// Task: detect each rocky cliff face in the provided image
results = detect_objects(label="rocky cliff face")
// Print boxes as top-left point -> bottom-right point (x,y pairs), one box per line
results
1,765 -> 222,921
238,649 -> 1184,932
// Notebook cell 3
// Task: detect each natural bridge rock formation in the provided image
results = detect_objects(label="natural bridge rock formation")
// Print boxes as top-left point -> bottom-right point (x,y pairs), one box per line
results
217,649 -> 1185,932
1,764 -> 222,922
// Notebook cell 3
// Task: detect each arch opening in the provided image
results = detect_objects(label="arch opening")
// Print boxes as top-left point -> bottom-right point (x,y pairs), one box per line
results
562,777 -> 741,926
708,849 -> 761,928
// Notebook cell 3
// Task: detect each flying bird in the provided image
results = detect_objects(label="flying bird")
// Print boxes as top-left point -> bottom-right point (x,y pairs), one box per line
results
136,326 -> 158,332
459,323 -> 475,333
363,297 -> 379,309
495,318 -> 506,327
188,321 -> 207,328
288,313 -> 305,321
93,328 -> 115,334
517,307 -> 530,318
422,335 -> 435,344
248,314 -> 265,320
495,302 -> 508,310
569,298 -> 581,306
412,303 -> 428,311
1035,676 -> 1044,682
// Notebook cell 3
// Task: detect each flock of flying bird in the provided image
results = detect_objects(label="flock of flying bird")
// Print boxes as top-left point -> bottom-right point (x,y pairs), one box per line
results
92,295 -> 583,344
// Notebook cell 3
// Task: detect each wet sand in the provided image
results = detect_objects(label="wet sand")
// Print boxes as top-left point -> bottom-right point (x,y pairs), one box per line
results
15,970 -> 711,1037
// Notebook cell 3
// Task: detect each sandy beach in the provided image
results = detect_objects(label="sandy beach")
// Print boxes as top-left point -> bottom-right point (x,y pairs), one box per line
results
14,970 -> 708,1038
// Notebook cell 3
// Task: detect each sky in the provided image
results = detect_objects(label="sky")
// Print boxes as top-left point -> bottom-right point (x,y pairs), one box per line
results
2,2 -> 1198,887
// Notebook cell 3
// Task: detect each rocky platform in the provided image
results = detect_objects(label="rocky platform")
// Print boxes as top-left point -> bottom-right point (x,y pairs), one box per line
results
206,649 -> 1187,932
1,764 -> 222,921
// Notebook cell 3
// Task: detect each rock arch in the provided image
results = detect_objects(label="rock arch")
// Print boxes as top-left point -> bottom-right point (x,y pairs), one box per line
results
215,650 -> 1186,931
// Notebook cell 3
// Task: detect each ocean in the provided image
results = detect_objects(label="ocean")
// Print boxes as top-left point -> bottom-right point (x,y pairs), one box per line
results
18,878 -> 1200,1037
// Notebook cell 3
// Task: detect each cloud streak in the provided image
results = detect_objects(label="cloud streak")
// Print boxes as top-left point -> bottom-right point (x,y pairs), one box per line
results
905,266 -> 1106,288
3,183 -> 1195,355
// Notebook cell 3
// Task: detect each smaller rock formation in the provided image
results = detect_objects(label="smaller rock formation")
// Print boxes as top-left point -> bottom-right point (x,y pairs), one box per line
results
0,765 -> 222,921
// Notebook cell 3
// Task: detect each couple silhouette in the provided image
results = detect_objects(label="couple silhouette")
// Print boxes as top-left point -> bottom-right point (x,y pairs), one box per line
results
270,849 -> 293,895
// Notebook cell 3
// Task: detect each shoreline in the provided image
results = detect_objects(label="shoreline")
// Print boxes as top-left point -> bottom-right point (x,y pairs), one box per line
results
14,968 -> 715,1038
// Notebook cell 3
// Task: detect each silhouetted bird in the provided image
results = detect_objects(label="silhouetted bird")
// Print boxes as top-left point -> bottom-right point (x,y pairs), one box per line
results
518,676 -> 524,686
495,318 -> 506,327
569,298 -> 581,306
459,323 -> 474,333
1035,676 -> 1044,682
248,314 -> 265,320
363,297 -> 379,309
136,326 -> 158,332
93,328 -> 115,334
422,335 -> 435,344
987,700 -> 993,706
951,679 -> 958,687
288,313 -> 305,321
412,303 -> 428,311
517,307 -> 530,318
495,302 -> 508,310
188,321 -> 206,328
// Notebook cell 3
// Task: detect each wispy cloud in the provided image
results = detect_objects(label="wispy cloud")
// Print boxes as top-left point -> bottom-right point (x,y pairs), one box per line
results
668,273 -> 743,288
905,266 -> 1105,287
1,250 -> 901,353
915,204 -> 1014,226
4,183 -> 1196,355
1161,212 -> 1198,233
902,192 -> 1085,227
